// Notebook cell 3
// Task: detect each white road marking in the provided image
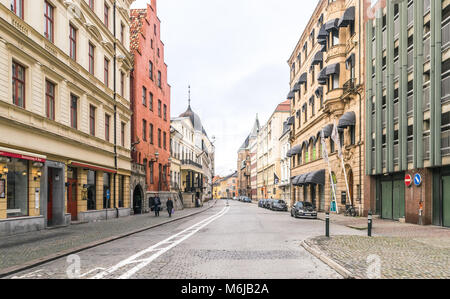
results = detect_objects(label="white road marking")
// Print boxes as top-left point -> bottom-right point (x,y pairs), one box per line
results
11,269 -> 44,279
90,206 -> 230,279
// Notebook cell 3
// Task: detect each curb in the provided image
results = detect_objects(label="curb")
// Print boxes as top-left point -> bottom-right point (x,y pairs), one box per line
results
0,200 -> 218,278
301,239 -> 356,279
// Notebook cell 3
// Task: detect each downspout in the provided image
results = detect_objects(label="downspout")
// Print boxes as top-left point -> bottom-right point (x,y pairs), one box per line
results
358,0 -> 362,208
113,1 -> 118,218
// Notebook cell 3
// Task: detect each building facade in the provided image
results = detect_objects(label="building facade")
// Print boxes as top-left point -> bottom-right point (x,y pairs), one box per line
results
130,0 -> 171,214
365,0 -> 450,227
256,100 -> 290,199
279,119 -> 292,206
287,0 -> 366,214
213,172 -> 237,199
171,99 -> 215,208
0,0 -> 133,236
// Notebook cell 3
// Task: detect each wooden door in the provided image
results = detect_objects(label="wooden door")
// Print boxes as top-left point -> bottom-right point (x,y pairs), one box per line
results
67,179 -> 78,221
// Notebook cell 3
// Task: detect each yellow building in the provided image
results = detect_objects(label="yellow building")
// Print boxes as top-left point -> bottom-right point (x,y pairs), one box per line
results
0,0 -> 133,236
287,0 -> 365,214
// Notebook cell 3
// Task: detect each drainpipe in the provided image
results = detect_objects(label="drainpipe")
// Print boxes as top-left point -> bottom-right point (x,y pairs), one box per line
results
113,1 -> 118,217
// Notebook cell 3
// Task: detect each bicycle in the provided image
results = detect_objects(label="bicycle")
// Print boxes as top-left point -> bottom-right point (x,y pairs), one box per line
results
344,205 -> 357,217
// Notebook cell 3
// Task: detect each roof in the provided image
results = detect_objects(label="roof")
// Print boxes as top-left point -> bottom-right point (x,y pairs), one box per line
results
275,100 -> 291,113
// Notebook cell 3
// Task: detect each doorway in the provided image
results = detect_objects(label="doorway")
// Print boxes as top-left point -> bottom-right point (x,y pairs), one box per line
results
380,178 -> 405,220
67,167 -> 78,221
47,168 -> 53,226
133,185 -> 143,214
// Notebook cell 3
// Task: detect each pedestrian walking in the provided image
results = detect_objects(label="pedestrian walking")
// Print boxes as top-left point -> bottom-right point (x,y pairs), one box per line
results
153,195 -> 161,217
167,198 -> 174,218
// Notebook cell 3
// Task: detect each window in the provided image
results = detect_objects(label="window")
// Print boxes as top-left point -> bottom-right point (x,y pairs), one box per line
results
89,43 -> 95,75
163,132 -> 167,150
120,72 -> 125,97
121,122 -> 125,147
70,94 -> 78,129
44,1 -> 54,42
104,3 -> 109,28
45,80 -> 55,120
163,104 -> 167,121
149,162 -> 154,184
157,48 -> 160,58
87,170 -> 96,210
330,29 -> 339,47
143,119 -> 147,141
154,24 -> 157,35
158,100 -> 161,117
89,0 -> 94,10
103,114 -> 109,142
149,61 -> 153,80
104,58 -> 109,87
12,61 -> 25,108
329,74 -> 339,90
142,86 -> 147,106
158,71 -> 162,88
6,158 -> 28,218
149,92 -> 153,111
120,23 -> 125,45
89,105 -> 96,136
158,129 -> 161,148
149,123 -> 154,144
11,0 -> 24,19
151,39 -> 154,49
69,24 -> 77,61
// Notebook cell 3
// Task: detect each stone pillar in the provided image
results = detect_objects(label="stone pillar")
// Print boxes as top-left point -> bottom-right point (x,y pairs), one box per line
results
96,171 -> 104,211
78,169 -> 87,213
0,162 -> 6,219
124,176 -> 131,209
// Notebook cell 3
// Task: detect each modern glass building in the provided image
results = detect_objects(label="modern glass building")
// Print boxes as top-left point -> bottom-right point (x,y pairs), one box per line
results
365,0 -> 450,227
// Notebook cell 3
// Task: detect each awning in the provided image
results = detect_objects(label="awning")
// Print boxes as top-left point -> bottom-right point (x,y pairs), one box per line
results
318,67 -> 328,85
292,175 -> 302,186
298,73 -> 308,85
301,140 -> 309,150
290,145 -> 302,155
325,18 -> 340,31
302,103 -> 307,112
346,53 -> 355,69
311,51 -> 323,66
70,161 -> 117,173
287,91 -> 295,99
322,124 -> 334,138
0,146 -> 46,163
315,86 -> 324,97
287,116 -> 295,125
317,25 -> 328,40
309,96 -> 315,105
293,82 -> 301,92
338,6 -> 355,28
304,170 -> 326,185
286,149 -> 293,158
318,14 -> 324,25
338,111 -> 356,129
326,63 -> 340,76
298,174 -> 308,186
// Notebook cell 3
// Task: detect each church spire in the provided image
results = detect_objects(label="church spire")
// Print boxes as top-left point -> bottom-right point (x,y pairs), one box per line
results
188,85 -> 191,108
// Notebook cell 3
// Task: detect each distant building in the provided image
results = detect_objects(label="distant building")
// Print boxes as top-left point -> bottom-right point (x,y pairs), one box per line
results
257,101 -> 291,199
279,118 -> 293,206
214,172 -> 238,199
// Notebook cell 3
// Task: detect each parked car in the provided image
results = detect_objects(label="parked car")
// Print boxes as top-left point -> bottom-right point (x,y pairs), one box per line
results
258,199 -> 265,207
291,201 -> 317,219
264,199 -> 273,209
270,200 -> 288,211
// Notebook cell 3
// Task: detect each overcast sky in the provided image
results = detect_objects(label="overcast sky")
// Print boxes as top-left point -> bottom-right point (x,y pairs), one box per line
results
131,0 -> 318,177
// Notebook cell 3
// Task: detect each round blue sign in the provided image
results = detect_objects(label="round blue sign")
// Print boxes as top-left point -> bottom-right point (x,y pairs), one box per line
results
414,174 -> 422,187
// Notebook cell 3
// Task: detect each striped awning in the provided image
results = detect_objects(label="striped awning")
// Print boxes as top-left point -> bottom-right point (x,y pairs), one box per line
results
338,6 -> 355,28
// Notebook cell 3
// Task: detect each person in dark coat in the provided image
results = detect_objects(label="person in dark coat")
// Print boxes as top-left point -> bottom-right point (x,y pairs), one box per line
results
166,198 -> 174,218
153,196 -> 161,217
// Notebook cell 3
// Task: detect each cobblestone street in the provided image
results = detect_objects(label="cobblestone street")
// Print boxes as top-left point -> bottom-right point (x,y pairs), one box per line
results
0,201 -> 215,275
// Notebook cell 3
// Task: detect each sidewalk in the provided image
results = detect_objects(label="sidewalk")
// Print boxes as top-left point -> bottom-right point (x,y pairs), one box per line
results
0,201 -> 216,276
307,212 -> 450,279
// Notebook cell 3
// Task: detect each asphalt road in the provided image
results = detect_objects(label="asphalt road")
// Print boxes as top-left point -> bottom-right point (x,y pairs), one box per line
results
6,200 -> 363,279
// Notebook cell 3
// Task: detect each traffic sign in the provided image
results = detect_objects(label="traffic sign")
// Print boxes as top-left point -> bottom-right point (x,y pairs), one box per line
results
414,174 -> 422,187
405,174 -> 412,188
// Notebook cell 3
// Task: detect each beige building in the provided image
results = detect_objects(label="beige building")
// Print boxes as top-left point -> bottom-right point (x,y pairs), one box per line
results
0,0 -> 133,236
287,0 -> 365,214
256,100 -> 290,199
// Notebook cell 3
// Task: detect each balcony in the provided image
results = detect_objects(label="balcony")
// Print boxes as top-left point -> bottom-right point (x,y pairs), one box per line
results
423,85 -> 431,111
132,163 -> 146,176
181,159 -> 203,171
442,75 -> 450,104
442,129 -> 450,157
443,20 -> 450,51
326,44 -> 346,62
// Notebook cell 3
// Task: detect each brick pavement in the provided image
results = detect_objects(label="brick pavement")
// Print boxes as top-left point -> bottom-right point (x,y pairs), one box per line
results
309,212 -> 450,279
0,201 -> 216,274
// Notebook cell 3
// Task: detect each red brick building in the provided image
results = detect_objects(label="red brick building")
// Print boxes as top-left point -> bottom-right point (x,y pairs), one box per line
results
130,0 -> 171,196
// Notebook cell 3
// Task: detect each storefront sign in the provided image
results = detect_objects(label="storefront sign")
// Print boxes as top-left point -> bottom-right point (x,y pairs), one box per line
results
0,179 -> 5,198
414,174 -> 422,187
405,174 -> 412,188
0,150 -> 46,163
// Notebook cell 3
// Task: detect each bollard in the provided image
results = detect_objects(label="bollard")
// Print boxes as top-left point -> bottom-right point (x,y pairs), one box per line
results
325,212 -> 330,238
368,210 -> 373,237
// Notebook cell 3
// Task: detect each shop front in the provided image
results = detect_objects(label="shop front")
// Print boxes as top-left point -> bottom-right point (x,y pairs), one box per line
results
0,147 -> 46,236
